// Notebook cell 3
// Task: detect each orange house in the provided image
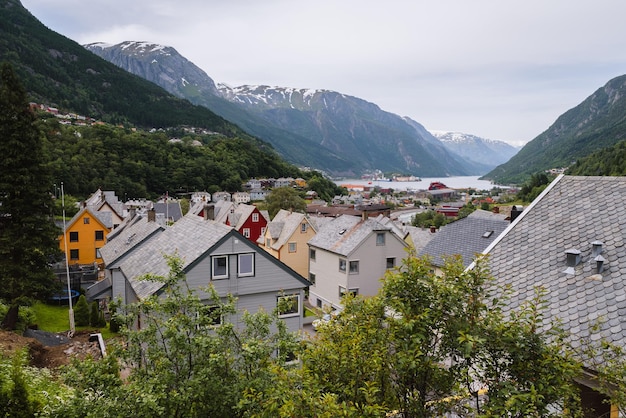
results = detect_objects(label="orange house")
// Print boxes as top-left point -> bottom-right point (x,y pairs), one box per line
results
59,207 -> 111,266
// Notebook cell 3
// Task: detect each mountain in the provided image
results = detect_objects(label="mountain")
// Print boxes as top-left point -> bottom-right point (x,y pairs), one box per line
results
85,41 -> 478,178
483,74 -> 626,184
430,131 -> 520,174
0,0 -> 251,137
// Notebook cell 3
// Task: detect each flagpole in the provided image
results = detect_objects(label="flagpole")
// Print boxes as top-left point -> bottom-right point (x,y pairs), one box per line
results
61,182 -> 75,337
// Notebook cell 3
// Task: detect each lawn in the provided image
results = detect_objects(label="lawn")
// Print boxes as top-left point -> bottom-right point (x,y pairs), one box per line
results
32,302 -> 115,340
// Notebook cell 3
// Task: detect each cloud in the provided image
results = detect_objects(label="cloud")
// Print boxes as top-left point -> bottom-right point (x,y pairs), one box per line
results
21,0 -> 626,144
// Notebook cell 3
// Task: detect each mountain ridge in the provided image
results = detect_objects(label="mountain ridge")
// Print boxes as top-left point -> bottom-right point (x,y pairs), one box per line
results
85,40 -> 506,178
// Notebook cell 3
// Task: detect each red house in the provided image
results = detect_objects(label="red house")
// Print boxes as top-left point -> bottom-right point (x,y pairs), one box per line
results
226,204 -> 269,245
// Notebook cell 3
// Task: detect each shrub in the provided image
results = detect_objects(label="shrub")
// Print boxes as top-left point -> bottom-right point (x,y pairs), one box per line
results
74,295 -> 89,327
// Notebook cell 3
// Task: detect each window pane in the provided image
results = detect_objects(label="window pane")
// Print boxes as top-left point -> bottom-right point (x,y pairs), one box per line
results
70,249 -> 79,260
386,257 -> 396,268
238,253 -> 254,276
95,230 -> 104,241
376,232 -> 385,246
288,242 -> 297,253
310,249 -> 316,261
69,231 -> 78,242
339,259 -> 346,272
278,295 -> 300,317
349,260 -> 359,273
309,273 -> 316,285
213,256 -> 228,278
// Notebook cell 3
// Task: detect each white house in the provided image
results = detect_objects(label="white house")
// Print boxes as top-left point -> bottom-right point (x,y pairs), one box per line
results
307,214 -> 408,311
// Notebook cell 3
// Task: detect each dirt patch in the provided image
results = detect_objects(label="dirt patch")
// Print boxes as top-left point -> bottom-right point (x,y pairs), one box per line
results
0,329 -> 103,368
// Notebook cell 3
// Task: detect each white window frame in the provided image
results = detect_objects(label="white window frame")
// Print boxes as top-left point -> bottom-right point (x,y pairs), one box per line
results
310,248 -> 316,261
288,242 -> 297,253
349,260 -> 359,274
386,257 -> 396,269
238,253 -> 254,277
243,228 -> 251,238
339,258 -> 346,272
339,286 -> 359,298
301,223 -> 307,233
252,212 -> 259,222
376,232 -> 386,246
212,255 -> 229,279
277,294 -> 300,318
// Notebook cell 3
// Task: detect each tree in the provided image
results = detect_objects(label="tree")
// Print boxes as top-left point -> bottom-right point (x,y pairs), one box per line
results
73,295 -> 90,327
264,187 -> 306,218
0,63 -> 61,329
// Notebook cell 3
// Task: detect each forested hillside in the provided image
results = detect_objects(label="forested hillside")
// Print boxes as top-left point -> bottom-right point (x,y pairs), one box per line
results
566,139 -> 626,176
38,116 -> 342,200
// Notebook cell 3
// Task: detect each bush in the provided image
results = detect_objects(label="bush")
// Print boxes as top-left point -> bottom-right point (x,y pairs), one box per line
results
89,301 -> 106,327
74,295 -> 89,327
0,303 -> 36,332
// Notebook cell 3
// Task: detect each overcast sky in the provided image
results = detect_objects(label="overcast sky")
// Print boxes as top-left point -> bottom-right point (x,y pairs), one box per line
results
20,0 -> 626,146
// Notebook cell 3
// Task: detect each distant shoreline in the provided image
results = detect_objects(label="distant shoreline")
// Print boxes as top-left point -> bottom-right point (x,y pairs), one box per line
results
335,176 -> 504,191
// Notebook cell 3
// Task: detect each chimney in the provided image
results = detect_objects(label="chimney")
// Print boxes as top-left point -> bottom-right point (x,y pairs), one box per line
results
129,208 -> 136,219
430,226 -> 437,233
204,204 -> 215,221
510,205 -> 522,222
492,206 -> 500,214
591,240 -> 603,257
562,248 -> 581,275
147,208 -> 156,222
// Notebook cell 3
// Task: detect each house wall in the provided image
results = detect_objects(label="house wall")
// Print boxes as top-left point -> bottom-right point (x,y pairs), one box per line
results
309,230 -> 407,310
239,208 -> 267,245
59,211 -> 109,265
183,235 -> 305,333
277,218 -> 315,279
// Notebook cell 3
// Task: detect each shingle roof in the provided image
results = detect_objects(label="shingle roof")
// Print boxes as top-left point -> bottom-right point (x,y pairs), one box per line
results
485,175 -> 626,354
99,215 -> 163,266
419,209 -> 509,267
267,210 -> 308,251
308,214 -> 394,256
153,201 -> 183,222
114,216 -> 233,300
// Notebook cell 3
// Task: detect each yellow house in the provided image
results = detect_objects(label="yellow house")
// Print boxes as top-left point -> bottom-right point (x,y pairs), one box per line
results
59,207 -> 111,266
258,209 -> 320,279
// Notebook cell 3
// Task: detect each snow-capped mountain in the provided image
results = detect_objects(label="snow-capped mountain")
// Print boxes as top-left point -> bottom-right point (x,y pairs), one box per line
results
430,131 -> 520,170
85,41 -> 484,177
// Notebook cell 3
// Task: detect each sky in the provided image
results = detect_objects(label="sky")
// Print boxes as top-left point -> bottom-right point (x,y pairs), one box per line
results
20,0 -> 626,146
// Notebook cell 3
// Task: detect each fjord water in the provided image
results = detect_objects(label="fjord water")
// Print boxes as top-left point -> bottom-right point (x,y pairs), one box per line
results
336,176 -> 502,191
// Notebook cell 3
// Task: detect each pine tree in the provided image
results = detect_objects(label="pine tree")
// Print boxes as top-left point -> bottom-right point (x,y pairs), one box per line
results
0,63 -> 61,329
74,295 -> 89,327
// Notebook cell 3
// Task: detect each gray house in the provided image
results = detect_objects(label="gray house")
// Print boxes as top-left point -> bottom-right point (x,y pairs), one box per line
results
482,175 -> 626,416
102,214 -> 310,333
419,209 -> 509,272
308,214 -> 408,311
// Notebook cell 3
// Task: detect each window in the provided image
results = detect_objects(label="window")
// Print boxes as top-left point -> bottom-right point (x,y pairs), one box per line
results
96,248 -> 102,259
197,305 -> 222,328
376,232 -> 386,246
349,260 -> 359,274
309,273 -> 316,286
83,217 -> 90,224
288,242 -> 297,253
339,259 -> 346,272
339,286 -> 358,298
252,213 -> 259,222
69,231 -> 78,242
277,294 -> 300,317
95,230 -> 104,241
238,253 -> 254,277
386,257 -> 396,269
310,248 -> 316,261
301,223 -> 307,233
266,238 -> 271,248
243,228 -> 250,238
316,299 -> 322,308
70,249 -> 79,260
212,256 -> 228,279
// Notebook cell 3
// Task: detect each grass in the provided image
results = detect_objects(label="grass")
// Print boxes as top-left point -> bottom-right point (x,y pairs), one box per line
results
32,302 -> 115,340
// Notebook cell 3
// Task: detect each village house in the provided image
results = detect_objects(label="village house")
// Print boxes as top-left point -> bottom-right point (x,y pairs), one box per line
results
258,209 -> 330,279
418,209 -> 509,273
98,214 -> 309,333
481,175 -> 626,417
232,191 -> 251,204
84,188 -> 125,229
307,214 -> 409,311
225,204 -> 269,245
59,206 -> 112,267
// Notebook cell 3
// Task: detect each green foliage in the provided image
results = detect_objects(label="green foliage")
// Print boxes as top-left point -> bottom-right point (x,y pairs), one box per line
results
89,301 -> 106,327
566,139 -> 626,176
411,210 -> 449,229
0,303 -> 36,332
264,187 -> 307,218
0,63 -> 62,329
516,172 -> 552,203
73,295 -> 89,327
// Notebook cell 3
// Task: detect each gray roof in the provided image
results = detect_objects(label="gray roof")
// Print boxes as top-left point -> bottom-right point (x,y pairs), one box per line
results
403,225 -> 436,253
99,215 -> 163,266
419,209 -> 509,267
114,216 -> 233,300
308,214 -> 395,256
153,201 -> 183,222
265,210 -> 310,251
485,175 -> 626,354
